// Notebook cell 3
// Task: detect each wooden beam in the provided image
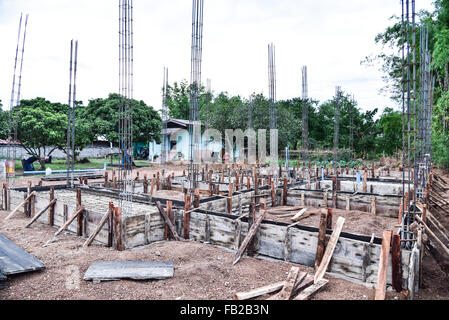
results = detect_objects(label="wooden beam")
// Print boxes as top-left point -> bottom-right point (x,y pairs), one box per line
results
46,207 -> 84,245
155,201 -> 180,241
83,208 -> 111,247
76,189 -> 83,237
375,230 -> 393,300
314,216 -> 345,283
293,279 -> 328,300
25,199 -> 57,228
233,213 -> 264,265
5,191 -> 36,220
108,202 -> 114,247
415,216 -> 449,256
291,208 -> 308,222
276,266 -> 300,300
234,281 -> 285,300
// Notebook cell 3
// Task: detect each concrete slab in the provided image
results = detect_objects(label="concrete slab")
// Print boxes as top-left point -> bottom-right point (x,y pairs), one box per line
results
83,261 -> 174,281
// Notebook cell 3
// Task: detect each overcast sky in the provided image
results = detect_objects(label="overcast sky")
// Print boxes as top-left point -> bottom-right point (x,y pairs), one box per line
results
0,0 -> 435,114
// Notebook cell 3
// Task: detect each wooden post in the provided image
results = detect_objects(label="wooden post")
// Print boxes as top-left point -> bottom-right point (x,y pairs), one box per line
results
283,178 -> 288,206
194,188 -> 200,208
346,195 -> 350,211
143,174 -> 148,193
332,177 -> 337,208
184,194 -> 191,239
228,183 -> 233,214
114,207 -> 123,251
49,186 -> 55,226
363,169 -> 368,193
235,171 -> 240,191
326,208 -> 333,229
371,196 -> 377,216
165,201 -> 173,240
247,175 -> 251,190
248,203 -> 256,257
113,176 -> 118,189
271,182 -> 276,207
3,183 -> 8,212
104,172 -> 109,188
150,177 -> 155,195
108,202 -> 114,247
156,172 -> 160,191
315,209 -> 328,270
301,192 -> 305,206
375,230 -> 393,300
76,189 -> 83,237
391,233 -> 402,292
167,175 -> 172,190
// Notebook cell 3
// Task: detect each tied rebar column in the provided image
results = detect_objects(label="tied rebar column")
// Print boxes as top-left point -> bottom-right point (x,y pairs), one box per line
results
415,23 -> 433,203
7,13 -> 28,188
118,0 -> 134,215
161,67 -> 169,165
66,40 -> 78,187
189,0 -> 204,196
333,86 -> 341,164
302,66 -> 309,160
400,0 -> 420,249
268,43 -> 277,130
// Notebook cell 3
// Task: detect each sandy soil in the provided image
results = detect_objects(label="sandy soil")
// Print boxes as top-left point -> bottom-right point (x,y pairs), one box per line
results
0,209 -> 403,301
1,166 -> 448,300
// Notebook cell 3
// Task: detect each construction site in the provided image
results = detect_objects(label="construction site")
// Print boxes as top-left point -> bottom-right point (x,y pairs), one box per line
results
1,0 -> 449,304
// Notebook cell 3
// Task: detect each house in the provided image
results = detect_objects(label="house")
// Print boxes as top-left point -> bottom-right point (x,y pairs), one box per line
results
149,119 -> 223,162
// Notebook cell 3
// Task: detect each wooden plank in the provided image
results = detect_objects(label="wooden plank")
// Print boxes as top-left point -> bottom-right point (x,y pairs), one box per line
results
233,213 -> 264,265
83,261 -> 174,281
5,191 -> 36,220
374,230 -> 393,300
24,199 -> 57,228
293,279 -> 328,300
234,281 -> 285,300
155,201 -> 180,241
46,207 -> 84,245
83,208 -> 111,247
290,208 -> 307,222
415,216 -> 449,256
314,216 -> 345,283
276,266 -> 300,300
0,233 -> 45,275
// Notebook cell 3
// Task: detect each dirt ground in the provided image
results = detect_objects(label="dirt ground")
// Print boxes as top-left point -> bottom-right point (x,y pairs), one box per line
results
0,209 -> 403,301
1,165 -> 448,300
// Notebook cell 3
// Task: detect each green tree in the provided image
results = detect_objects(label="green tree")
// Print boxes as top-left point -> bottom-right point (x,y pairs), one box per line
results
15,98 -> 68,169
375,108 -> 403,156
83,93 -> 161,145
0,100 -> 9,140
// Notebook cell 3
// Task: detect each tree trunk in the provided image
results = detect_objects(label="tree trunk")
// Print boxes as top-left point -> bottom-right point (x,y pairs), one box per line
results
39,159 -> 46,170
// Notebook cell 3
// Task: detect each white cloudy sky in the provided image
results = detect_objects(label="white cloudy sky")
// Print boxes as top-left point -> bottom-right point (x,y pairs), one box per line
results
0,0 -> 435,114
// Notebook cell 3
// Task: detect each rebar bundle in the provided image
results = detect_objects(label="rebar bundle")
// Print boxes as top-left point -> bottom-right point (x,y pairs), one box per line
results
188,0 -> 204,195
333,86 -> 341,163
161,67 -> 169,165
400,0 -> 426,249
66,40 -> 78,188
268,43 -> 277,130
415,24 -> 433,203
118,0 -> 134,215
301,66 -> 309,160
205,78 -> 211,131
7,13 -> 28,187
